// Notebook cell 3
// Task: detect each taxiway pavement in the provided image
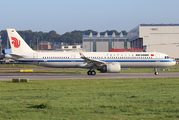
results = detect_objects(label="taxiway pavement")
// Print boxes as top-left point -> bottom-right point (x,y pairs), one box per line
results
0,72 -> 179,81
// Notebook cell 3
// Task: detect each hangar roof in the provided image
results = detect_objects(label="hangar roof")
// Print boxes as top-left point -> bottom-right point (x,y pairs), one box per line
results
140,24 -> 179,26
83,32 -> 127,38
83,35 -> 128,38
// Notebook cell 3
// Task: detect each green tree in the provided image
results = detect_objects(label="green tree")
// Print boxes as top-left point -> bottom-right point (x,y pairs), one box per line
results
121,30 -> 128,35
0,29 -> 127,49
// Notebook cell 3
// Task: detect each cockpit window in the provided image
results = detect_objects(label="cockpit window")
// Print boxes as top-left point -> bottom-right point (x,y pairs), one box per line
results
165,56 -> 170,59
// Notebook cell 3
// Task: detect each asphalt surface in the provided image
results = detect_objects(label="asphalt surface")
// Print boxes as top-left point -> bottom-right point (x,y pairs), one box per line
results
0,67 -> 179,81
0,72 -> 179,81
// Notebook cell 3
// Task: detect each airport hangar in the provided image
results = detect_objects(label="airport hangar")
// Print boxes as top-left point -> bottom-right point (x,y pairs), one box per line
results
83,32 -> 130,52
83,24 -> 179,59
128,24 -> 179,59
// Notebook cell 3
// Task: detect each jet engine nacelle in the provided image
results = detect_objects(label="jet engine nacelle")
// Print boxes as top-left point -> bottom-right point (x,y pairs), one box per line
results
100,62 -> 121,73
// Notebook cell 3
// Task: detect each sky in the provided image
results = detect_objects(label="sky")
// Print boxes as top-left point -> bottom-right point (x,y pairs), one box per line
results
0,0 -> 179,34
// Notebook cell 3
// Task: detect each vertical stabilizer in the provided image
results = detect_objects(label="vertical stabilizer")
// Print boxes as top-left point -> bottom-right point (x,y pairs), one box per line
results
7,29 -> 34,54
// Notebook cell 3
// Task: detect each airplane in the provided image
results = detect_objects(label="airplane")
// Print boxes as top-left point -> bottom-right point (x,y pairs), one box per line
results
5,29 -> 176,75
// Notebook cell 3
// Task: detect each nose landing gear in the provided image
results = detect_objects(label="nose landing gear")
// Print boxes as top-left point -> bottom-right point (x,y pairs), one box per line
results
154,68 -> 159,75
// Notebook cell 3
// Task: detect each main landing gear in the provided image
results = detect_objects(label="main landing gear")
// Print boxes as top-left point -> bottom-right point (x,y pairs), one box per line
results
87,70 -> 96,75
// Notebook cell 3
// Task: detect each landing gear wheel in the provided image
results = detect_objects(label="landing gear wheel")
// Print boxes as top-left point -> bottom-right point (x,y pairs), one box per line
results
155,72 -> 158,75
91,70 -> 96,75
87,70 -> 96,75
87,71 -> 92,75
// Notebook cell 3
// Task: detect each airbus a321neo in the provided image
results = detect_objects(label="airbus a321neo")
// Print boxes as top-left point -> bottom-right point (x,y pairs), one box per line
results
5,29 -> 176,75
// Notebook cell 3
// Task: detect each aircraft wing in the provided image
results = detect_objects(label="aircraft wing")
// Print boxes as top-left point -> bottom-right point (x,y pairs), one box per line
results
79,52 -> 105,68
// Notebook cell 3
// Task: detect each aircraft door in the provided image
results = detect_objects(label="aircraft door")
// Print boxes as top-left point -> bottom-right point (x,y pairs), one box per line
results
155,53 -> 160,62
71,54 -> 76,62
33,53 -> 38,64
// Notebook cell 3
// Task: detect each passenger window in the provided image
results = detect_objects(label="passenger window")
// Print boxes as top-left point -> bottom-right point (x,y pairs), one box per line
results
165,56 -> 169,59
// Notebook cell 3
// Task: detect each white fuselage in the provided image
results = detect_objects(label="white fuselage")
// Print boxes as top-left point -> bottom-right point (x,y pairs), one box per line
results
11,51 -> 176,68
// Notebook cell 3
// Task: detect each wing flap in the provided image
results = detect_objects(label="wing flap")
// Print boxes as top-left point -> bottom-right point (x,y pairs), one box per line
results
79,52 -> 105,68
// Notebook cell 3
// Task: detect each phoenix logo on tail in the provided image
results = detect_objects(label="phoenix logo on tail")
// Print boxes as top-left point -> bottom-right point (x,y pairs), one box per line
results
11,37 -> 21,48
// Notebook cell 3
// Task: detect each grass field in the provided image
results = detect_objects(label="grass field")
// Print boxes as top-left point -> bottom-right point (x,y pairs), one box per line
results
1,78 -> 179,119
0,64 -> 41,68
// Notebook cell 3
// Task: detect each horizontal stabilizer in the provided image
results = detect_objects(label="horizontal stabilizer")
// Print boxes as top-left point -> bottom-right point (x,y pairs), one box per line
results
9,53 -> 24,58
